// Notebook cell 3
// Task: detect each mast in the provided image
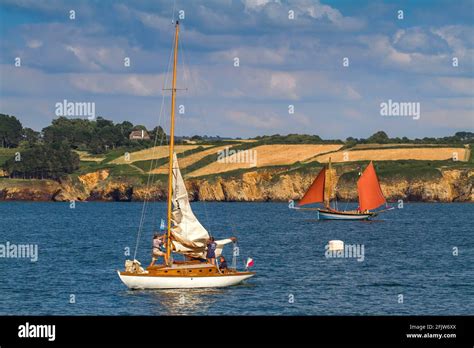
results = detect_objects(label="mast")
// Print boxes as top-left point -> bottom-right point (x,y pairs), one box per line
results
165,21 -> 180,265
324,157 -> 332,208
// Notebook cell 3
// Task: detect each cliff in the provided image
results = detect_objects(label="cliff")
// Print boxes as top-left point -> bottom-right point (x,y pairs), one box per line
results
0,167 -> 472,202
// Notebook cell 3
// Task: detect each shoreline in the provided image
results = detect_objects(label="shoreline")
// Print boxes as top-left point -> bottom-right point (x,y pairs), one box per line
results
1,166 -> 472,203
0,199 -> 472,203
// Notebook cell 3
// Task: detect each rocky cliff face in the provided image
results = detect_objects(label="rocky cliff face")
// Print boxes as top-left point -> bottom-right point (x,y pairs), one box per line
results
336,169 -> 473,202
0,168 -> 472,202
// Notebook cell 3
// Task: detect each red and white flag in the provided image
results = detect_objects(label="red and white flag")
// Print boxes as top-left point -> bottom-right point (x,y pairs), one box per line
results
245,257 -> 254,269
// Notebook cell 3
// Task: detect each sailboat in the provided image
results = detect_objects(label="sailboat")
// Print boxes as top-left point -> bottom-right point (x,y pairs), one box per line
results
295,159 -> 391,220
118,21 -> 255,289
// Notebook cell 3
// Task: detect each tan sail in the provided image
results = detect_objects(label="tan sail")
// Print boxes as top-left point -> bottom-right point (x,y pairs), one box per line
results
324,157 -> 334,208
170,153 -> 210,257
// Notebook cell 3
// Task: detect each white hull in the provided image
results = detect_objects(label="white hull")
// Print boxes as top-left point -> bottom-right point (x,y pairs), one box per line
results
117,271 -> 254,289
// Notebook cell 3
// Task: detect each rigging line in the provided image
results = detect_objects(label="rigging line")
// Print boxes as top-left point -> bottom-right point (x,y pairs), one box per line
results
176,28 -> 190,180
178,27 -> 214,238
174,28 -> 194,261
149,93 -> 171,229
150,116 -> 168,230
171,0 -> 177,24
151,88 -> 172,231
140,31 -> 175,232
132,25 -> 176,261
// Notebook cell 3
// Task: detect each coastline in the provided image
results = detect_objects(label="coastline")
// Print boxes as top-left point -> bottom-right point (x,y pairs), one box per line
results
1,166 -> 472,203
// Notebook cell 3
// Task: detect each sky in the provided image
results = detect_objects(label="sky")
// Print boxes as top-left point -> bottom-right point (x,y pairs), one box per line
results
0,0 -> 473,139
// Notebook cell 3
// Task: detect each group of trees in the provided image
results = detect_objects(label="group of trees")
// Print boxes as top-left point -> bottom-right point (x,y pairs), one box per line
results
0,114 -> 22,147
0,114 -> 35,148
1,112 -> 472,181
0,113 -> 165,180
346,131 -> 474,146
42,117 -> 165,154
3,143 -> 80,180
1,113 -> 166,153
252,133 -> 343,144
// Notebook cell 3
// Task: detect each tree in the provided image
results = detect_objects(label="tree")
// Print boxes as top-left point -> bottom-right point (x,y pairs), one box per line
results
0,114 -> 23,148
117,121 -> 134,140
150,126 -> 166,141
3,142 -> 79,179
42,117 -> 94,148
133,125 -> 148,131
454,132 -> 474,142
367,131 -> 389,144
22,127 -> 40,147
95,117 -> 114,129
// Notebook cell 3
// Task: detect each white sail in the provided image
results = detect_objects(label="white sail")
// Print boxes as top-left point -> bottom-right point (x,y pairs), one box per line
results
170,153 -> 210,258
170,153 -> 236,259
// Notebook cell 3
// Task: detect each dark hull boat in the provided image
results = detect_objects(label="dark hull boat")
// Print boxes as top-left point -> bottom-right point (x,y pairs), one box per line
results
295,159 -> 391,220
316,208 -> 376,220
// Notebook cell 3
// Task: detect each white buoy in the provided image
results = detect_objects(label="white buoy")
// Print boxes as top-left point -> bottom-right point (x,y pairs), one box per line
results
328,240 -> 344,251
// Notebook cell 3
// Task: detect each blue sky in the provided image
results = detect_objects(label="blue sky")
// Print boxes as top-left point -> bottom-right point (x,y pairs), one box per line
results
0,0 -> 473,139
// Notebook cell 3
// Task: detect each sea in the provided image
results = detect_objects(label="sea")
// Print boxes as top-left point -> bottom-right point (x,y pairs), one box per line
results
0,201 -> 472,315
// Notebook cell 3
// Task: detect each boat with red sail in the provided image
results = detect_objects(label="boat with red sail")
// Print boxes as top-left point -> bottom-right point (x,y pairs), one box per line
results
295,159 -> 391,220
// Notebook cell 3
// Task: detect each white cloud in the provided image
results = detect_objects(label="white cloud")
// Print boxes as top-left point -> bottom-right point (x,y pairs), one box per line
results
359,35 -> 412,66
392,27 -> 450,54
437,77 -> 474,96
243,0 -> 276,11
269,72 -> 298,100
26,40 -> 43,49
69,73 -> 163,97
225,110 -> 284,130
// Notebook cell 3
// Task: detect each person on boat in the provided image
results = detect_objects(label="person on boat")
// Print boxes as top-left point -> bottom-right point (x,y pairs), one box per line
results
149,233 -> 166,267
206,236 -> 217,265
218,255 -> 228,272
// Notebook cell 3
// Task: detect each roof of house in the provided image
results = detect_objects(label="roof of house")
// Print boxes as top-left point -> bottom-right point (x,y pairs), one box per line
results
129,130 -> 150,139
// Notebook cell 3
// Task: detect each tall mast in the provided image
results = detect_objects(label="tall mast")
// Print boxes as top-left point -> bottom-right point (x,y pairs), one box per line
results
325,157 -> 332,209
165,21 -> 180,266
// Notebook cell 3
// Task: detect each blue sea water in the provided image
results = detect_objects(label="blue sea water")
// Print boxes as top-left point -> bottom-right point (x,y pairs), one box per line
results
0,201 -> 472,315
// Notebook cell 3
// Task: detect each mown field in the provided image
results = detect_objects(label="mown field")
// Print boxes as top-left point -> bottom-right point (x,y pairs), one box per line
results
2,141 -> 472,184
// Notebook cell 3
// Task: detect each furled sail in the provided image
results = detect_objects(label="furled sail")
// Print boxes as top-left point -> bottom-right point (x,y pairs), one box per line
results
169,153 -> 233,259
357,161 -> 386,211
298,167 -> 326,206
170,153 -> 210,258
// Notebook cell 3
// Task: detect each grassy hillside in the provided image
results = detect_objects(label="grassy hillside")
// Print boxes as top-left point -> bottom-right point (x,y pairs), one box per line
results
1,139 -> 471,185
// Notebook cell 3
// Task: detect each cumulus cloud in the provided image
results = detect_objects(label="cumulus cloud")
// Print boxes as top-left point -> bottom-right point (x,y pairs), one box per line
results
393,27 -> 450,55
0,0 -> 472,138
225,110 -> 284,129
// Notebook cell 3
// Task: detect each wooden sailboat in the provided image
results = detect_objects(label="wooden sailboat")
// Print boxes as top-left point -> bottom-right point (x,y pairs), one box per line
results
296,159 -> 390,220
118,21 -> 255,289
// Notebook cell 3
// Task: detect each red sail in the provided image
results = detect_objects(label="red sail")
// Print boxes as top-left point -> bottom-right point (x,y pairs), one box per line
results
357,162 -> 386,211
298,167 -> 325,206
